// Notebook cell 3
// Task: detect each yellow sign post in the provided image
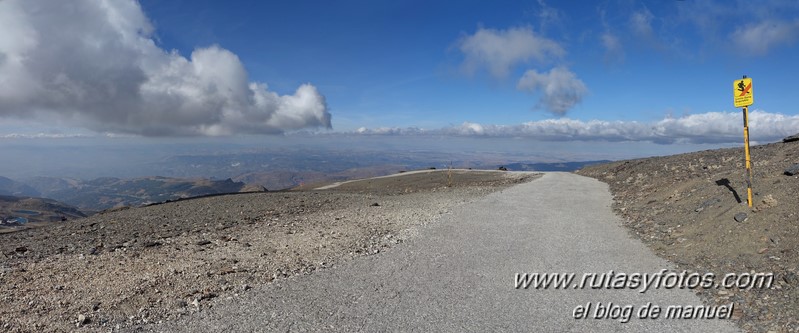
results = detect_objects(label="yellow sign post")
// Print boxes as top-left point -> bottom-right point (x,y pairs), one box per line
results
733,76 -> 754,207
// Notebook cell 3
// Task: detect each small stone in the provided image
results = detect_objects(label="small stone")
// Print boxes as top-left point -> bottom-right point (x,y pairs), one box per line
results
199,292 -> 218,300
14,246 -> 27,253
370,203 -> 380,207
196,240 -> 212,246
730,307 -> 744,320
757,247 -> 768,254
734,213 -> 748,223
143,241 -> 162,248
77,314 -> 88,327
783,272 -> 797,285
785,164 -> 799,176
762,194 -> 778,207
92,302 -> 101,311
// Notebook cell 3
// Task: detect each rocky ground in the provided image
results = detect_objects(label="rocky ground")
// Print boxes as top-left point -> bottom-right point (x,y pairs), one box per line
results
577,138 -> 799,333
0,170 -> 536,332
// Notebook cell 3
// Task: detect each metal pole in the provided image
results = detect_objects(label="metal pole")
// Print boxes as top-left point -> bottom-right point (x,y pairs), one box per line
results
743,105 -> 753,207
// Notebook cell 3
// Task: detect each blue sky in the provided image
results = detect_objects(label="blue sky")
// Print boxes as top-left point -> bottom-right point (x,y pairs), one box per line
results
136,0 -> 799,130
1,0 -> 799,144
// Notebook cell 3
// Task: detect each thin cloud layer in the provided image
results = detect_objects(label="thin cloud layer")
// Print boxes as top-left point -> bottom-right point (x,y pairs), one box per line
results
458,26 -> 565,78
350,111 -> 799,145
614,1 -> 799,58
732,19 -> 799,56
630,9 -> 655,39
600,32 -> 624,63
0,0 -> 332,136
517,67 -> 588,116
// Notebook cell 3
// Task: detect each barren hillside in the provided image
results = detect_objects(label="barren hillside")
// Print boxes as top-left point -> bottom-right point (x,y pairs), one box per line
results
577,138 -> 799,332
0,170 -> 535,332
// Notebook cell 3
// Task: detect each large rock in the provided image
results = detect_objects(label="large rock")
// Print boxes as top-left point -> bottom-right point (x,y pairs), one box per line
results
785,164 -> 799,176
784,133 -> 799,143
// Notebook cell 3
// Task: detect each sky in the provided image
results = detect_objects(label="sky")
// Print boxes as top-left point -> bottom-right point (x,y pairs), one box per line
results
2,0 -> 799,161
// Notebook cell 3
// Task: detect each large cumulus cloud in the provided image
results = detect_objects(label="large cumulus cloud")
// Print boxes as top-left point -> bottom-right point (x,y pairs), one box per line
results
458,26 -> 565,78
0,0 -> 331,136
456,26 -> 586,116
517,67 -> 587,116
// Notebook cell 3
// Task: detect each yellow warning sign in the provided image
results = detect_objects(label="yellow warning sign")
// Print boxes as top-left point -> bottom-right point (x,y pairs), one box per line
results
733,77 -> 753,108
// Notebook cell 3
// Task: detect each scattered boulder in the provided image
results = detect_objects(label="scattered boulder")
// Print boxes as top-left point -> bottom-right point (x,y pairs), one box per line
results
784,272 -> 798,285
734,212 -> 748,223
14,246 -> 27,254
783,133 -> 799,143
196,240 -> 212,246
498,166 -> 508,171
76,314 -> 88,327
785,164 -> 799,176
370,202 -> 380,207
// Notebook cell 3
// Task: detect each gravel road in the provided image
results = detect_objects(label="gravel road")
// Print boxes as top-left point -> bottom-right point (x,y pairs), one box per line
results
141,173 -> 740,332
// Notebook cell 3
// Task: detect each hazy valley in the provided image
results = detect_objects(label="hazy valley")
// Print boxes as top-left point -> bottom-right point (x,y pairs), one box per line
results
0,146 -> 609,217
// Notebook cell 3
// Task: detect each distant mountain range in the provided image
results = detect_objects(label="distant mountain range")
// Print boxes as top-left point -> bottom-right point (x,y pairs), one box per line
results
0,176 -> 40,197
20,176 -> 265,213
0,158 -> 611,215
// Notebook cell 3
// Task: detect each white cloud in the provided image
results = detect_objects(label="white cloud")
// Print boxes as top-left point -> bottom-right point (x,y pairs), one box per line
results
630,9 -> 655,39
458,26 -> 565,78
0,0 -> 331,137
600,32 -> 624,63
0,133 -> 91,139
535,0 -> 562,34
350,111 -> 799,145
517,67 -> 588,116
731,19 -> 799,56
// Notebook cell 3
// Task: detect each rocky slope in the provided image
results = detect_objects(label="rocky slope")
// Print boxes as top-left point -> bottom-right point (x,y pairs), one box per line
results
577,137 -> 799,333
